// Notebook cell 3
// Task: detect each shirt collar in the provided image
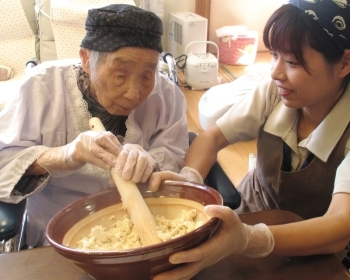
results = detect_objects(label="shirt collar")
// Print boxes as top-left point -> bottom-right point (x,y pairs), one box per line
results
264,85 -> 350,162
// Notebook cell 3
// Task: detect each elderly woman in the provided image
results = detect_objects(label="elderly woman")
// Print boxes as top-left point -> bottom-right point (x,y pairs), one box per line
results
0,4 -> 188,247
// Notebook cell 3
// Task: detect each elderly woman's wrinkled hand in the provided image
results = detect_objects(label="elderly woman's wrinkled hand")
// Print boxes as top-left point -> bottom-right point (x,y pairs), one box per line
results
37,131 -> 122,177
114,143 -> 157,183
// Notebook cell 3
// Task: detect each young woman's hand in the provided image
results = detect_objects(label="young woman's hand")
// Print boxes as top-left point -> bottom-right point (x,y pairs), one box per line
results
153,205 -> 274,280
37,131 -> 121,177
148,167 -> 204,192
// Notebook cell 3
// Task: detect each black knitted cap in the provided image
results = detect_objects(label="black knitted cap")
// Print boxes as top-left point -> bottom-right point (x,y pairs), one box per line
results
80,4 -> 163,53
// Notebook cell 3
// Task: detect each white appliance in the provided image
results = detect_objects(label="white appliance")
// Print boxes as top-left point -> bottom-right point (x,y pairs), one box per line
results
198,71 -> 264,130
185,41 -> 219,89
167,12 -> 207,59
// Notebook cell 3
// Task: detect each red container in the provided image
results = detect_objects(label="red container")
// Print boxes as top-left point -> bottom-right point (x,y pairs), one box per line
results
219,31 -> 258,66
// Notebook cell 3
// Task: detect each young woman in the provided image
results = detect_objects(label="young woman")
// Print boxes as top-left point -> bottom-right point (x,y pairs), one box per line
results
150,1 -> 350,279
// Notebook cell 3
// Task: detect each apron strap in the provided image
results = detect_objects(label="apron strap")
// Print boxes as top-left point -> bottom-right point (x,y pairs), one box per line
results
282,143 -> 292,172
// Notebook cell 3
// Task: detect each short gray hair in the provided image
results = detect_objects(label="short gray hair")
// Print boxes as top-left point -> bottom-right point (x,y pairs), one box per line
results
88,50 -> 109,70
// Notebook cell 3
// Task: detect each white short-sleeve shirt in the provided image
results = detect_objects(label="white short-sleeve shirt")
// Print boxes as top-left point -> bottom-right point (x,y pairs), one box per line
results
216,77 -> 350,194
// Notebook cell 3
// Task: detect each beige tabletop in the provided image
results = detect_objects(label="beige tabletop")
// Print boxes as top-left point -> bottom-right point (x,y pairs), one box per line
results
1,210 -> 349,280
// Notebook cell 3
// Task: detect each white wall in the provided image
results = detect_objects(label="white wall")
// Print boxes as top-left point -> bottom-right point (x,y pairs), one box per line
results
134,0 -> 195,52
135,0 -> 285,53
209,0 -> 286,52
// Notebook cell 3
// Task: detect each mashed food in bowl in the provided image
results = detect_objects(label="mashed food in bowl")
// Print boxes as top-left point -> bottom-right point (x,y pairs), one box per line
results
76,209 -> 203,251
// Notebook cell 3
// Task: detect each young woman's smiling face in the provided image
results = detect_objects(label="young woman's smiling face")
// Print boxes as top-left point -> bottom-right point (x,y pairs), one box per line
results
81,47 -> 159,115
270,46 -> 345,114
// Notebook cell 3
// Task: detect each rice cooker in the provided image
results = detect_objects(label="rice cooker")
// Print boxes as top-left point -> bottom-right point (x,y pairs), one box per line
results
185,41 -> 219,89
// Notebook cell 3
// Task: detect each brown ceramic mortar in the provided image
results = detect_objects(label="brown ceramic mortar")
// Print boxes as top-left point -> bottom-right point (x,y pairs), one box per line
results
46,180 -> 223,280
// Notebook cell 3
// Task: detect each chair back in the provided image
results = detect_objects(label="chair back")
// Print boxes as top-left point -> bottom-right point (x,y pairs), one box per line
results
0,199 -> 27,253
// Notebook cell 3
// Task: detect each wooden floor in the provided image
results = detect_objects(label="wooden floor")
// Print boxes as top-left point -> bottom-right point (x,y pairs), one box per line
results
181,52 -> 271,187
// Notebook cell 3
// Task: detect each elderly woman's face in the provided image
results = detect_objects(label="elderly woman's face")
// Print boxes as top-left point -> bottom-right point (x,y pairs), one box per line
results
85,47 -> 159,115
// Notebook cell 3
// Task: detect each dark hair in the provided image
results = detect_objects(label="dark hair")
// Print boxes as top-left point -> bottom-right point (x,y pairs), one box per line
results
263,4 -> 349,89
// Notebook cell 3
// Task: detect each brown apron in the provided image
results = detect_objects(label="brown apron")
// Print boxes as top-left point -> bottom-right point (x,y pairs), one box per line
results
236,125 -> 350,220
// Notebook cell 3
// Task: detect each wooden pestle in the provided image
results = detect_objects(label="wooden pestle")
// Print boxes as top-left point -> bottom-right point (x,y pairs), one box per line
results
89,117 -> 162,246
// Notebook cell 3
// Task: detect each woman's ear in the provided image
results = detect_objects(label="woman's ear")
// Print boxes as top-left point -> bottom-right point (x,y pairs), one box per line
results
79,48 -> 91,74
339,50 -> 350,78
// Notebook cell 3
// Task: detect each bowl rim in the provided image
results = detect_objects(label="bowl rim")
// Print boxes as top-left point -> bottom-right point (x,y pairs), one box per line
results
46,180 -> 223,256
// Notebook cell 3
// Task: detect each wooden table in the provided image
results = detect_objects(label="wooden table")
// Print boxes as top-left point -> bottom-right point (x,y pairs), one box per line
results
181,52 -> 271,187
1,210 -> 348,280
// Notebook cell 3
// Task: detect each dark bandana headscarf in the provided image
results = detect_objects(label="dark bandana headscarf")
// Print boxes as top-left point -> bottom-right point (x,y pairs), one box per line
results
288,0 -> 350,51
80,4 -> 163,53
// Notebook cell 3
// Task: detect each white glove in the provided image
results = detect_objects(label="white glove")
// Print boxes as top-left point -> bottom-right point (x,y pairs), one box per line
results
148,167 -> 203,193
152,205 -> 274,280
115,143 -> 157,183
37,131 -> 121,177
241,223 -> 275,258
179,166 -> 204,184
